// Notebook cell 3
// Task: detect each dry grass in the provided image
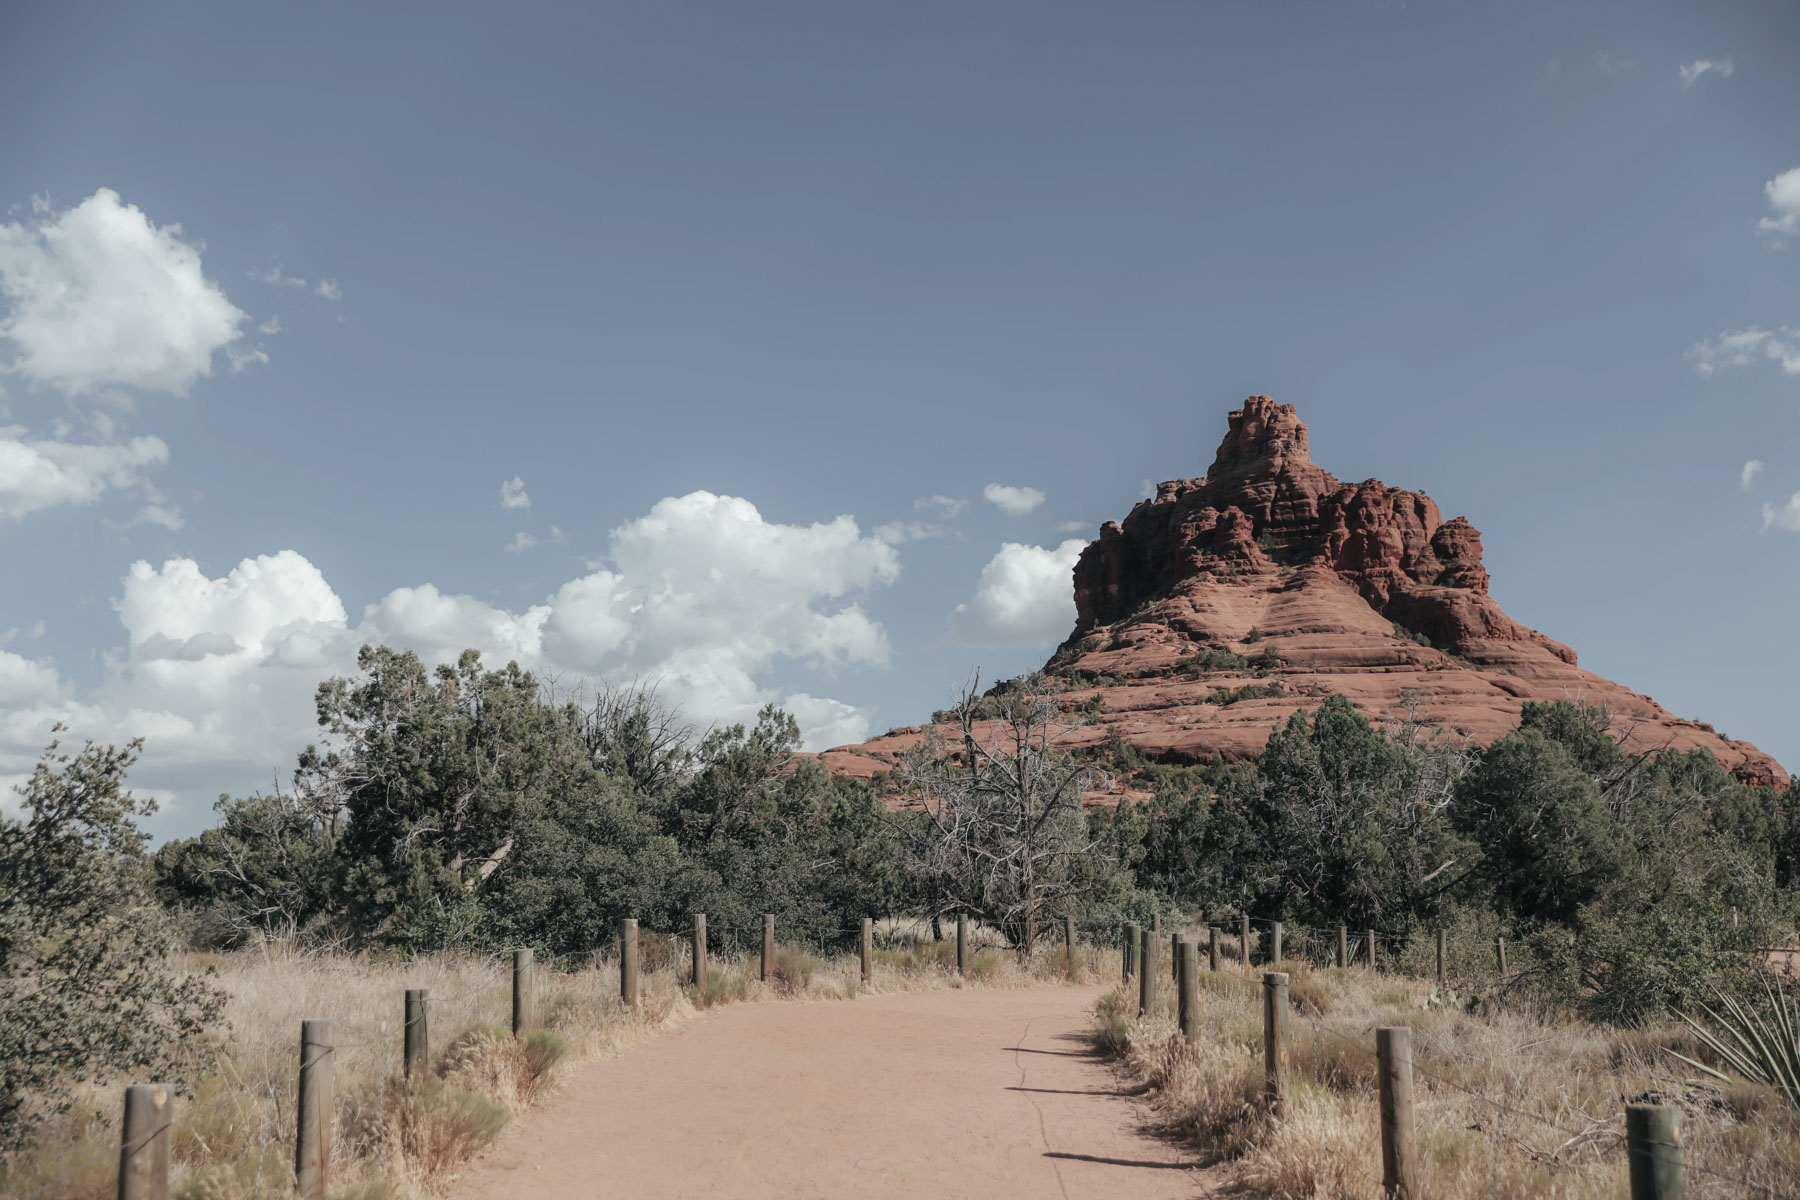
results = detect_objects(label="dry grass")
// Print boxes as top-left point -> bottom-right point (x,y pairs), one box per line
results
4,925 -> 1110,1200
1094,956 -> 1800,1198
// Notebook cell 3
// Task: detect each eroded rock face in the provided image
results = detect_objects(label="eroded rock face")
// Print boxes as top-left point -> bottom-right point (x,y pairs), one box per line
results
816,396 -> 1787,793
1073,396 -> 1572,664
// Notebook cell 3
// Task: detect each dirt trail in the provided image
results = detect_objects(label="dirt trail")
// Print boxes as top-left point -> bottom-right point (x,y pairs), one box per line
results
453,984 -> 1216,1199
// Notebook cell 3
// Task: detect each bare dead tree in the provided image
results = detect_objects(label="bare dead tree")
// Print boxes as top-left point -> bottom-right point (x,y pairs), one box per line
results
892,672 -> 1115,954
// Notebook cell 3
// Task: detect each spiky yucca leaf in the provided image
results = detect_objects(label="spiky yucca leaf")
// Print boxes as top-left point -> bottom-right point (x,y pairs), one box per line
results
1668,982 -> 1800,1109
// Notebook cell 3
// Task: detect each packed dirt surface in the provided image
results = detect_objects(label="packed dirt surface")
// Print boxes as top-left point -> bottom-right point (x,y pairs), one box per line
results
453,985 -> 1216,1199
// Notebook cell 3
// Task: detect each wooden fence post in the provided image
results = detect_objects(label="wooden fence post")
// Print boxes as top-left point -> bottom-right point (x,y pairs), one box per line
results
860,917 -> 873,985
1337,925 -> 1348,969
1240,915 -> 1251,975
1376,1026 -> 1418,1200
1208,925 -> 1220,972
620,917 -> 639,1009
1270,921 -> 1284,966
1065,914 -> 1077,971
1366,929 -> 1377,974
1138,926 -> 1158,1016
295,1019 -> 333,1200
1435,929 -> 1447,989
1262,972 -> 1289,1116
1179,941 -> 1200,1046
403,989 -> 428,1081
119,1083 -> 170,1200
512,948 -> 533,1034
692,913 -> 708,989
1123,922 -> 1138,980
1496,936 -> 1508,976
956,913 -> 969,975
761,914 -> 775,983
1626,1103 -> 1684,1200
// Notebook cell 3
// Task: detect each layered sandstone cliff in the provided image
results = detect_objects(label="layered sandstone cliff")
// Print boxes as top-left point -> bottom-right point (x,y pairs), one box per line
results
817,396 -> 1786,792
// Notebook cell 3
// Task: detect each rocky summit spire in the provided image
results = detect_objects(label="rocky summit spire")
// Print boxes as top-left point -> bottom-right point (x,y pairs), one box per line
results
809,394 -> 1787,793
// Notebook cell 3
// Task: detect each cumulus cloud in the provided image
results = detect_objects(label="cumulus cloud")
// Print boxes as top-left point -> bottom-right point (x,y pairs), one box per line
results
0,493 -> 901,829
1741,460 -> 1764,490
505,531 -> 537,553
0,429 -> 169,519
0,189 -> 246,396
1760,167 -> 1800,240
1762,492 -> 1800,533
1057,521 -> 1092,535
1678,58 -> 1733,87
945,539 -> 1084,648
983,483 -> 1046,516
1687,327 -> 1800,376
314,279 -> 342,302
499,476 -> 530,510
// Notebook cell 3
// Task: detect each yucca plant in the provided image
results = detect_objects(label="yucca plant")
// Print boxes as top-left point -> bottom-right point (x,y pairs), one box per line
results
1669,981 -> 1800,1109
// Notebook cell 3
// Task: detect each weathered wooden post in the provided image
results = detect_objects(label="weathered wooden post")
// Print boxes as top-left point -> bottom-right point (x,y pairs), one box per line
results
1208,925 -> 1220,972
1179,941 -> 1200,1046
1496,936 -> 1508,976
1366,929 -> 1377,974
1376,1027 -> 1418,1200
761,914 -> 775,983
1065,914 -> 1078,971
956,913 -> 969,975
1626,1103 -> 1684,1200
1138,926 -> 1158,1016
512,948 -> 534,1034
1435,928 -> 1447,989
620,917 -> 639,1009
119,1083 -> 170,1200
692,913 -> 708,989
1262,972 -> 1289,1116
403,989 -> 428,1080
1337,925 -> 1349,969
1123,922 -> 1139,980
860,917 -> 873,986
295,1019 -> 333,1200
1240,915 -> 1251,975
1270,921 -> 1284,966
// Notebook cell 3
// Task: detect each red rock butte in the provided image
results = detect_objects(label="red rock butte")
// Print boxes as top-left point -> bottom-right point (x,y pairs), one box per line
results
816,396 -> 1787,793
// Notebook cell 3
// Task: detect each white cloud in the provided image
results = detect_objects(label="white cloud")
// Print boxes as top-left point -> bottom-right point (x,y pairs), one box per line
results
1678,58 -> 1734,87
1595,51 -> 1636,75
314,278 -> 342,302
225,345 -> 268,374
1759,167 -> 1800,240
873,520 -> 945,545
1057,521 -> 1092,534
505,531 -> 537,553
1741,460 -> 1764,490
0,492 -> 901,829
258,315 -> 282,336
0,189 -> 246,396
500,476 -> 531,510
136,503 -> 184,532
1762,492 -> 1800,533
915,494 -> 967,518
0,429 -> 169,519
945,539 -> 1084,648
1687,327 -> 1800,376
983,483 -> 1046,516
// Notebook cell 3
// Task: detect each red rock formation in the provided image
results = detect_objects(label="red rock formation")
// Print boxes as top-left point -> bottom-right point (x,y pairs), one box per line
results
816,396 -> 1787,793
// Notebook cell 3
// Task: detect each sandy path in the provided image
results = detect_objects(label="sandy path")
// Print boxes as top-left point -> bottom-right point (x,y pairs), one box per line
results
453,984 -> 1215,1199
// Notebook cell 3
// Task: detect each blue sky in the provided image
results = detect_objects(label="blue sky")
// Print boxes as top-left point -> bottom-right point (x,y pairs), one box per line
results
2,0 -> 1796,838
